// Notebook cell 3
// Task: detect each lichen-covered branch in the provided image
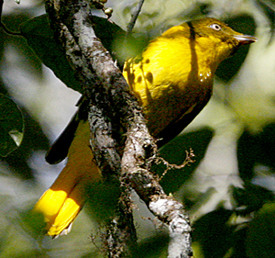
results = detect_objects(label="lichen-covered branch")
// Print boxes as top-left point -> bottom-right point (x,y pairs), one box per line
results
122,123 -> 193,258
44,0 -> 192,257
45,0 -> 136,256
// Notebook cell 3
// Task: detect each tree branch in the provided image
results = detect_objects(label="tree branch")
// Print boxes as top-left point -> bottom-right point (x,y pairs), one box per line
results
126,0 -> 145,36
44,0 -> 192,257
122,125 -> 193,258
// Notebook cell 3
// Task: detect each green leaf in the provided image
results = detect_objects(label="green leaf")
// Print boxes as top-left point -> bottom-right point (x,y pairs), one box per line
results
20,14 -> 82,93
132,234 -> 169,258
85,180 -> 121,223
193,208 -> 234,258
233,184 -> 274,216
20,14 -> 127,92
0,94 -> 24,157
246,203 -> 275,257
237,123 -> 275,182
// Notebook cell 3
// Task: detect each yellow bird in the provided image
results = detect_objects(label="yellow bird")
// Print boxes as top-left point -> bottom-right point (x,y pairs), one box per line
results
34,17 -> 256,237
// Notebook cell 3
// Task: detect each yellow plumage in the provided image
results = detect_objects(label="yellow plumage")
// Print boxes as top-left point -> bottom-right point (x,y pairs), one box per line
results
33,18 -> 256,237
34,121 -> 101,236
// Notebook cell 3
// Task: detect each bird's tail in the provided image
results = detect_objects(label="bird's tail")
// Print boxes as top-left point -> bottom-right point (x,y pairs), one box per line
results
33,121 -> 101,237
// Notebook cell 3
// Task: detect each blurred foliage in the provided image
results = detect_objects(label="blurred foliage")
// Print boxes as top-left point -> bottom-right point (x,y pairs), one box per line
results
216,14 -> 256,82
20,14 -> 85,94
246,203 -> 275,258
233,184 -> 275,215
85,180 -> 121,223
1,112 -> 49,179
238,123 -> 275,181
0,94 -> 24,157
1,0 -> 275,257
131,234 -> 169,258
193,208 -> 234,257
0,12 -> 43,82
20,13 -> 131,92
256,0 -> 275,42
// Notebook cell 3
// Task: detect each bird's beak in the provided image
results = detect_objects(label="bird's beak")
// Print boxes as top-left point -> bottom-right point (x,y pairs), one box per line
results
234,34 -> 257,45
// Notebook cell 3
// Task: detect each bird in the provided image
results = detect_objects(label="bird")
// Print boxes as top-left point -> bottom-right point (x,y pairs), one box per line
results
33,17 -> 256,237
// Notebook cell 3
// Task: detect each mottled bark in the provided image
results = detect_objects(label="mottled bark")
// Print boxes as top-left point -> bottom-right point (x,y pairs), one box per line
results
44,0 -> 192,257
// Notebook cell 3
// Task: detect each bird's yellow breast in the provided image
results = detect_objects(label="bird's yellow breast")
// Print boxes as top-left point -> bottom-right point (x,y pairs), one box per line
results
123,32 -> 214,136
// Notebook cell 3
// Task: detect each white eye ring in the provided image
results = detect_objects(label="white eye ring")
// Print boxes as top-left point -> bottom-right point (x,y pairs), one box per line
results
210,23 -> 222,31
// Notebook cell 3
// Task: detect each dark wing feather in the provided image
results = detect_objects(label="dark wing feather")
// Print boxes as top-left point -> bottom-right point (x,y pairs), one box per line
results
156,91 -> 212,147
45,97 -> 88,164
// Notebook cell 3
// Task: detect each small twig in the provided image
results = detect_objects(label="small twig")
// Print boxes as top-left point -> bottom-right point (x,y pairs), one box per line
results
126,0 -> 145,36
90,232 -> 102,252
157,149 -> 195,181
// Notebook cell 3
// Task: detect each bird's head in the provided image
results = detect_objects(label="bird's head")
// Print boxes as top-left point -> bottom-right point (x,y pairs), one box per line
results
188,17 -> 257,63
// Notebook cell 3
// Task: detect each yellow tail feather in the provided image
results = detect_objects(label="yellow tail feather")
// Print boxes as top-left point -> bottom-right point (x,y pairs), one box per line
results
34,121 -> 101,237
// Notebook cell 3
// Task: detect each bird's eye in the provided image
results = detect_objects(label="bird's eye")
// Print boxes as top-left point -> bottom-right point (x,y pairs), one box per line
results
210,23 -> 222,31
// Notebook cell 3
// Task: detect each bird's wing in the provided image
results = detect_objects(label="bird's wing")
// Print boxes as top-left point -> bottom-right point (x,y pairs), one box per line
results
156,93 -> 211,147
45,97 -> 88,164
